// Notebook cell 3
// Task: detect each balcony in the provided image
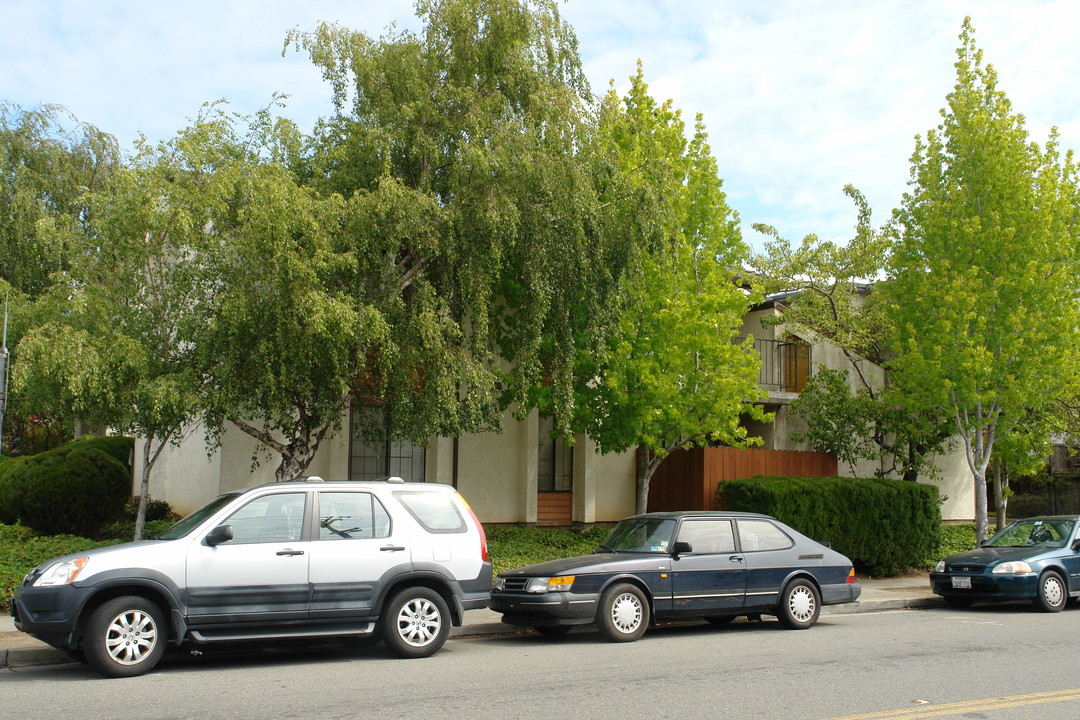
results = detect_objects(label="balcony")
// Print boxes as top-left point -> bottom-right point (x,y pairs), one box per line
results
741,337 -> 812,393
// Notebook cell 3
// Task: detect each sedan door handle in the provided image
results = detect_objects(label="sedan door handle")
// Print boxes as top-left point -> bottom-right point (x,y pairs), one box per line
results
729,555 -> 744,563
276,548 -> 305,556
381,545 -> 407,552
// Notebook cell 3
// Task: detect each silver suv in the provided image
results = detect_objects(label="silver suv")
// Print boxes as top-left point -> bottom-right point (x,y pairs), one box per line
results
10,477 -> 491,677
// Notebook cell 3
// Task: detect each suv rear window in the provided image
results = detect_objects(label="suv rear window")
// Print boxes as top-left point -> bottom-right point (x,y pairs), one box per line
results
393,491 -> 466,533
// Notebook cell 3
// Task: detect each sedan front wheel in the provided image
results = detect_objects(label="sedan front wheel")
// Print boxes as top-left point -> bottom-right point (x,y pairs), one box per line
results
596,583 -> 650,642
1035,571 -> 1067,613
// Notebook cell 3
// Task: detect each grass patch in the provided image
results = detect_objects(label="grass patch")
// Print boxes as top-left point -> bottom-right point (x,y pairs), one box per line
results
486,525 -> 611,576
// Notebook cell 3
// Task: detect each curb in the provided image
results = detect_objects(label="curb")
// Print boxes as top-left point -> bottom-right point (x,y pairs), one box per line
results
3,596 -> 943,670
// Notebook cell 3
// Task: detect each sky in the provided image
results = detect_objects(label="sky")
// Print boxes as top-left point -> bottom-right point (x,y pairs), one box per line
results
3,0 -> 1079,249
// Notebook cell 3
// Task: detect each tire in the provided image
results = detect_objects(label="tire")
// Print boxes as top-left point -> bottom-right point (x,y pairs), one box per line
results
533,625 -> 572,637
83,596 -> 167,678
777,579 -> 820,630
596,583 -> 650,642
381,587 -> 451,658
1035,571 -> 1067,613
705,615 -> 735,626
944,596 -> 973,609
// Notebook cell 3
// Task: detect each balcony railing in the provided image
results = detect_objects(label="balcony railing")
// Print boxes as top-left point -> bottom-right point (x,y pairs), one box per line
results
740,337 -> 812,393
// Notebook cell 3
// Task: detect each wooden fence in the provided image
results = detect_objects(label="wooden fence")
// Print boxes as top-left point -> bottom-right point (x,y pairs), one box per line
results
647,447 -> 838,512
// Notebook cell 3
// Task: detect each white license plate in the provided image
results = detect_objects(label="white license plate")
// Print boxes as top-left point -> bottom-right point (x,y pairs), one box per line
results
952,576 -> 972,589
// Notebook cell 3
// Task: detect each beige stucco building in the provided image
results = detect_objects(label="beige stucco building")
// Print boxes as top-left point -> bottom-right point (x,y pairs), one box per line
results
137,300 -> 976,523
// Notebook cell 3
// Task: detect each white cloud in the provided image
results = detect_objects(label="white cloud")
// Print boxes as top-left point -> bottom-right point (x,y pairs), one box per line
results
3,0 -> 1078,249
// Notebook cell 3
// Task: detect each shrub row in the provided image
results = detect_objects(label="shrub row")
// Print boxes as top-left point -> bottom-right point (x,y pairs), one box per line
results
719,475 -> 942,576
0,436 -> 135,538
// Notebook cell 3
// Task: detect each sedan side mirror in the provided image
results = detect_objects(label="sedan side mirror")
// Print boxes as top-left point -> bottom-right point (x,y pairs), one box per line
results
672,541 -> 693,556
1072,538 -> 1080,552
205,525 -> 234,547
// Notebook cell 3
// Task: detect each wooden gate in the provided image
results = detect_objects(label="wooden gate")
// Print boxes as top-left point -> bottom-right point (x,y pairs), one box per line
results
647,447 -> 837,512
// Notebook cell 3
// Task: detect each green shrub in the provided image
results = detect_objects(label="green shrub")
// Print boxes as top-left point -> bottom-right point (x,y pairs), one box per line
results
720,475 -> 942,576
486,525 -> 611,576
0,455 -> 28,524
6,446 -> 130,537
65,435 -> 134,470
0,523 -> 117,605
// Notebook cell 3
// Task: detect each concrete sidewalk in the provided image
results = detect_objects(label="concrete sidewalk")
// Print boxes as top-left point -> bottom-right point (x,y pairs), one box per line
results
2,573 -> 941,669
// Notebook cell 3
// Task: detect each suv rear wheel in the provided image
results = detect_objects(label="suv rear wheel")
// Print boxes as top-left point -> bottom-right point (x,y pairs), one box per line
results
84,596 -> 167,677
382,587 -> 451,658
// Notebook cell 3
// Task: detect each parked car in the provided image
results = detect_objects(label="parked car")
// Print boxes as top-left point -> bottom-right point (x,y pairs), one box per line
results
489,511 -> 860,641
9,477 -> 491,677
930,515 -> 1080,611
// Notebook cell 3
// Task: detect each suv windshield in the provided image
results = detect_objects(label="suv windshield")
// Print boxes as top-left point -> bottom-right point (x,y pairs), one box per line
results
156,494 -> 238,540
985,519 -> 1075,549
598,517 -> 676,553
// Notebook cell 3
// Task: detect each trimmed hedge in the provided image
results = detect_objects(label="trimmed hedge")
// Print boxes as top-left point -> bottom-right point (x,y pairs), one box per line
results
0,437 -> 134,537
719,475 -> 942,576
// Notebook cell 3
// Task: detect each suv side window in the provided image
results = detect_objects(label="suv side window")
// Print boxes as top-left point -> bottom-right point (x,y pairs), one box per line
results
318,492 -> 391,540
737,519 -> 794,551
221,492 -> 306,544
675,519 -> 736,554
393,491 -> 466,533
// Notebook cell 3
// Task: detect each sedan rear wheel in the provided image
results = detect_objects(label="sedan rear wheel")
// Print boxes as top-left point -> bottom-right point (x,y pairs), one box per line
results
777,579 -> 820,629
596,583 -> 650,642
1035,571 -> 1067,613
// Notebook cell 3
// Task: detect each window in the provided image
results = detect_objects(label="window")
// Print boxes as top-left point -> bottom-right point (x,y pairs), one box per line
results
318,492 -> 391,540
349,406 -> 426,481
676,519 -> 736,554
221,493 -> 306,545
394,491 -> 466,533
737,519 -> 793,551
537,414 -> 572,492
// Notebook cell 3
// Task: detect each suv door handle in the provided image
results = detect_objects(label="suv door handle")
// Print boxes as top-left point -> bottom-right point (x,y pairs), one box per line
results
276,548 -> 305,556
381,545 -> 406,552
729,555 -> 744,563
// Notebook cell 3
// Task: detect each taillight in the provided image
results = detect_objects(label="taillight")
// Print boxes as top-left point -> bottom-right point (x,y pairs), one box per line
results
457,494 -> 489,562
846,568 -> 856,584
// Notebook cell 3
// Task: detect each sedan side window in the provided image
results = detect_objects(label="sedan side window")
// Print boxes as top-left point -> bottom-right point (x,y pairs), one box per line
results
220,492 -> 306,544
318,492 -> 391,540
675,519 -> 735,554
737,519 -> 794,552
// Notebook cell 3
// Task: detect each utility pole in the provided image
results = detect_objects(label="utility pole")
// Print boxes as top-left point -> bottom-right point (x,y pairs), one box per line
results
0,293 -> 8,457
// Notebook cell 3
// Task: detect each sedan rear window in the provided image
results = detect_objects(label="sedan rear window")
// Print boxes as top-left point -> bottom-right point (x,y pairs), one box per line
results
737,519 -> 793,551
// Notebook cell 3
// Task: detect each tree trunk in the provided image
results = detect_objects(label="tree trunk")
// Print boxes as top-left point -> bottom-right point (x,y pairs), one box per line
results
993,458 -> 1007,530
134,434 -> 170,541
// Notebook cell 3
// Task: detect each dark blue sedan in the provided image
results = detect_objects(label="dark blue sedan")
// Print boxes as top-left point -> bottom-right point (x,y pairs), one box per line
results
930,515 -> 1080,611
489,511 -> 860,642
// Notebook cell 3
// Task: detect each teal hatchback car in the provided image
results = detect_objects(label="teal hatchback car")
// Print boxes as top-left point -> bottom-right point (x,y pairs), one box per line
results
930,516 -> 1080,611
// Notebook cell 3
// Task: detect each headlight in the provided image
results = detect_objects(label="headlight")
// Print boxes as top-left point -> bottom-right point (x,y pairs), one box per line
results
492,577 -> 506,591
992,561 -> 1033,574
935,561 -> 945,573
33,558 -> 89,587
524,576 -> 576,593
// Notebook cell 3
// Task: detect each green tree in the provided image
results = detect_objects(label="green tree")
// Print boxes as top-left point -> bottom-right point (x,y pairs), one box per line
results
0,104 -> 120,456
885,19 -> 1080,541
752,189 -> 952,482
577,70 -> 767,513
287,0 -> 621,444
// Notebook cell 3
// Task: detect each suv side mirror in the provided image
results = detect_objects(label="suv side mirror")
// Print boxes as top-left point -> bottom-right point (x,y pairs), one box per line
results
205,525 -> 234,547
672,541 -> 693,556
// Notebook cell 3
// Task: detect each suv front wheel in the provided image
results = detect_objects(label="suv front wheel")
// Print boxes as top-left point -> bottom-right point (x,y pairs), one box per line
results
382,587 -> 451,658
84,596 -> 167,677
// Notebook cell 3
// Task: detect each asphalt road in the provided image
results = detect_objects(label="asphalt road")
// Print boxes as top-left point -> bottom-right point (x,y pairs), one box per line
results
3,604 -> 1079,720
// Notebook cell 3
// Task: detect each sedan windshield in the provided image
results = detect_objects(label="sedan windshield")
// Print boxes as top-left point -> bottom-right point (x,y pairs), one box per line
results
985,519 -> 1075,549
598,518 -> 677,553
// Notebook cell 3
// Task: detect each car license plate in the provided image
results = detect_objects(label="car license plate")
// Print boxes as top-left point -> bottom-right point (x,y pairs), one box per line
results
951,576 -> 972,589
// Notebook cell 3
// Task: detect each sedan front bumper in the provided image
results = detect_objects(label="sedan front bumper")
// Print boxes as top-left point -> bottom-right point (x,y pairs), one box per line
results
489,590 -> 600,627
930,571 -> 1037,602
